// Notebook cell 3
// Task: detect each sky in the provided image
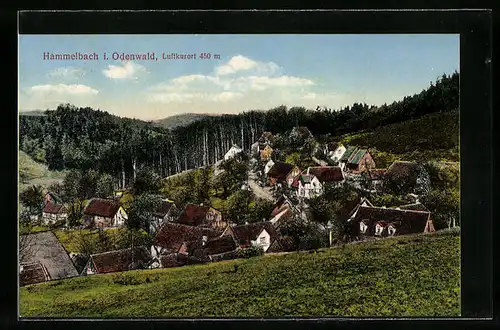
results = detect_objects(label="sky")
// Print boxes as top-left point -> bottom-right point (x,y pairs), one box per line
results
18,34 -> 459,121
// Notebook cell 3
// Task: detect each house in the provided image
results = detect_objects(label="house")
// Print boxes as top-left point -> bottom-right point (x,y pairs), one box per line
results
83,247 -> 151,275
349,205 -> 435,238
260,145 -> 274,162
292,174 -> 323,199
177,203 -> 226,230
224,144 -> 243,161
151,222 -> 222,262
83,198 -> 128,228
306,166 -> 344,186
285,166 -> 302,188
338,146 -> 359,171
290,126 -> 313,139
250,141 -> 261,155
264,159 -> 275,175
222,222 -> 279,252
20,231 -> 79,281
326,142 -> 347,163
270,195 -> 301,218
267,236 -> 296,253
20,262 -> 51,286
343,197 -> 375,223
149,199 -> 177,233
190,235 -> 238,261
345,149 -> 376,173
43,191 -> 62,205
362,169 -> 387,190
41,203 -> 68,225
397,202 -> 429,212
384,161 -> 420,181
267,161 -> 294,185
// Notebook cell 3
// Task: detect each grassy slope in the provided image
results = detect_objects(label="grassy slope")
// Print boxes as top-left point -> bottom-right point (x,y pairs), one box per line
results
339,112 -> 459,168
18,150 -> 66,192
20,230 -> 460,318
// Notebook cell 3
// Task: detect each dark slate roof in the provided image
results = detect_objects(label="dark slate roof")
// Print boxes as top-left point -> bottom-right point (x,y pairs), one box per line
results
154,222 -> 221,252
42,203 -> 67,214
397,202 -> 429,212
267,162 -> 294,181
348,149 -> 368,165
89,247 -> 151,274
230,222 -> 278,246
267,236 -> 296,253
177,204 -> 210,226
202,235 -> 237,256
307,166 -> 344,182
70,253 -> 90,275
20,262 -> 51,286
352,206 -> 431,236
20,231 -> 78,280
340,146 -> 358,162
152,200 -> 175,218
83,198 -> 120,218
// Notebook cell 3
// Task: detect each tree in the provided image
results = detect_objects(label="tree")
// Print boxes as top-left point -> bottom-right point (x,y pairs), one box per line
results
420,188 -> 459,229
133,166 -> 162,196
96,173 -> 115,198
19,185 -> 44,217
249,198 -> 275,223
223,190 -> 252,224
128,193 -> 163,234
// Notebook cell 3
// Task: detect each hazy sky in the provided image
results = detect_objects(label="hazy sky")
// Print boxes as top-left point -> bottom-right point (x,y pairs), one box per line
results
18,34 -> 459,120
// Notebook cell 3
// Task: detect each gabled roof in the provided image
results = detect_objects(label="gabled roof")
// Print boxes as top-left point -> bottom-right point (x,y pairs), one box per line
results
307,166 -> 344,182
154,222 -> 222,252
20,231 -> 78,280
89,247 -> 151,274
267,236 -> 296,253
44,191 -> 63,204
267,162 -> 294,180
352,205 -> 431,235
152,200 -> 175,218
201,235 -> 237,256
345,197 -> 375,221
230,222 -> 278,245
340,146 -> 358,162
83,198 -> 121,218
348,149 -> 368,165
270,195 -> 300,217
42,203 -> 67,214
177,203 -> 210,226
20,262 -> 51,286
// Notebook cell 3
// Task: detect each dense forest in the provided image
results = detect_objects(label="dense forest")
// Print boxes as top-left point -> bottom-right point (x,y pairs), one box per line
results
19,72 -> 459,189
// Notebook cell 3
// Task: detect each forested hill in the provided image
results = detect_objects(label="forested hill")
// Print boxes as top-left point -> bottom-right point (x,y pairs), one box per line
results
152,113 -> 212,130
19,72 -> 459,189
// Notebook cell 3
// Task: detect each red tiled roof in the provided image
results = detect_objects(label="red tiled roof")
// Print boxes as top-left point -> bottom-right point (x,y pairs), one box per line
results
307,166 -> 344,182
202,235 -> 237,256
267,162 -> 294,181
83,198 -> 120,218
154,222 -> 221,252
42,203 -> 67,214
177,204 -> 210,226
352,206 -> 431,236
89,247 -> 151,274
230,222 -> 278,246
20,262 -> 51,286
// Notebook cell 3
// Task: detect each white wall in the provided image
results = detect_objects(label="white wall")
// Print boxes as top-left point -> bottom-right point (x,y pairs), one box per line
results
253,229 -> 271,252
330,145 -> 347,162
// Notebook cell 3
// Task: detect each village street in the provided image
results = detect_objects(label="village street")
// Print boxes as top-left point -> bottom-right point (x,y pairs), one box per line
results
247,168 -> 275,202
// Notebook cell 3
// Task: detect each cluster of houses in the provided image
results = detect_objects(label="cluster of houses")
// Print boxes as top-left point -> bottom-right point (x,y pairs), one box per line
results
20,126 -> 438,286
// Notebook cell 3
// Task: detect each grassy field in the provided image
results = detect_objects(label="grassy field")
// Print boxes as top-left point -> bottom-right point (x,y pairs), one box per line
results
20,230 -> 460,318
18,150 -> 66,192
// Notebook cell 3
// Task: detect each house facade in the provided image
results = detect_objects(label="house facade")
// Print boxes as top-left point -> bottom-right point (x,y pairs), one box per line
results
83,198 -> 128,228
267,161 -> 294,185
345,149 -> 376,173
224,145 -> 243,161
286,166 -> 302,188
264,159 -> 275,175
222,222 -> 278,252
260,145 -> 273,162
295,174 -> 323,199
328,143 -> 347,163
41,203 -> 68,225
83,247 -> 151,275
177,204 -> 226,230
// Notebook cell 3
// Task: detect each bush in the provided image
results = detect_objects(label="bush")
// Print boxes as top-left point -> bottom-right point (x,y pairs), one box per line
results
236,246 -> 264,259
111,273 -> 141,286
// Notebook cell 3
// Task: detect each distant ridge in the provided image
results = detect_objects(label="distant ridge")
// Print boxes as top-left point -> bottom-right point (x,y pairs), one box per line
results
152,113 -> 215,129
19,110 -> 47,116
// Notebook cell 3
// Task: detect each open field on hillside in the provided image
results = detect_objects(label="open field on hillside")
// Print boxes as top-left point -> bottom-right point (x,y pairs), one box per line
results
19,151 -> 66,192
20,229 -> 460,318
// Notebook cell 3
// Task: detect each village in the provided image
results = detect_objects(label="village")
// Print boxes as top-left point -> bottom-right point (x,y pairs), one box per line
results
19,126 -> 443,287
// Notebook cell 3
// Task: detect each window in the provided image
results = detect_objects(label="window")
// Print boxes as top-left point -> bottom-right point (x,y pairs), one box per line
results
359,221 -> 368,234
388,225 -> 396,236
375,224 -> 383,236
260,237 -> 267,245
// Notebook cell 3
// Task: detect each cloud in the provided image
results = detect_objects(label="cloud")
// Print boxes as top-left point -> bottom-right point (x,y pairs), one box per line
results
46,67 -> 86,79
233,75 -> 314,91
211,92 -> 244,102
103,61 -> 147,80
215,55 -> 280,76
148,91 -> 244,104
29,84 -> 99,95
